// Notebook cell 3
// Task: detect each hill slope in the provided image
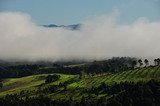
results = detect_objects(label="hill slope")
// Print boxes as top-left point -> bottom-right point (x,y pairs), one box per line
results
0,66 -> 160,101
0,66 -> 160,106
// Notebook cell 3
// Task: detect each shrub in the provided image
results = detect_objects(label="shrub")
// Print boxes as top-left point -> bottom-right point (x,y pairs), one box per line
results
45,74 -> 60,83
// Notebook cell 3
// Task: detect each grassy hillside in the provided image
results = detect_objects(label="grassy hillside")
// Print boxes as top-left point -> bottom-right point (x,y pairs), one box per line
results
0,66 -> 160,100
0,74 -> 75,96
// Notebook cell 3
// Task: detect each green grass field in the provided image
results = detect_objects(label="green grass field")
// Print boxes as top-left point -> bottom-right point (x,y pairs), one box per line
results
0,66 -> 160,100
0,74 -> 75,96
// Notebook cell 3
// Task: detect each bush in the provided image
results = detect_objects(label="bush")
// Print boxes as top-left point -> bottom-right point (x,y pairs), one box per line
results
45,74 -> 60,83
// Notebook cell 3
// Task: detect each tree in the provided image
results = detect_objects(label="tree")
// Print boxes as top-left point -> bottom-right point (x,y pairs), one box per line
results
154,59 -> 157,66
157,58 -> 160,66
132,61 -> 137,69
138,59 -> 143,68
144,59 -> 149,67
154,58 -> 160,66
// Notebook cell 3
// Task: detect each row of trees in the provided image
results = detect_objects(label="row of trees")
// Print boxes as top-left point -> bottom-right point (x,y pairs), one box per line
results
132,58 -> 160,69
132,59 -> 148,68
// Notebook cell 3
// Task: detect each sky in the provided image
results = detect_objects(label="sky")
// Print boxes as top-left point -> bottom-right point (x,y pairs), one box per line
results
0,0 -> 160,25
0,0 -> 160,61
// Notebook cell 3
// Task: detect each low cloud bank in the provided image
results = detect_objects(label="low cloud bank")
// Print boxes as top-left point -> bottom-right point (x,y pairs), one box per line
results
0,11 -> 160,61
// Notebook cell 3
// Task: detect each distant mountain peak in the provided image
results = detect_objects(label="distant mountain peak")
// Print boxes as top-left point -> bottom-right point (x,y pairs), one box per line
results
43,24 -> 81,30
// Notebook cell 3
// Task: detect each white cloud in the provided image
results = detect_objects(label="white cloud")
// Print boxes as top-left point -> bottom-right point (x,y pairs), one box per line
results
0,11 -> 160,61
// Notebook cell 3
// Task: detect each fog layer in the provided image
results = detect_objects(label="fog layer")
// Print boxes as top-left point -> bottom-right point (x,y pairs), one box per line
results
0,12 -> 160,61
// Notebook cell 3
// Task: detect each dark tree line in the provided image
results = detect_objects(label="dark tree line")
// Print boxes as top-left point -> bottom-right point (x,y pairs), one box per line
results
132,58 -> 160,69
0,57 -> 136,78
0,64 -> 39,78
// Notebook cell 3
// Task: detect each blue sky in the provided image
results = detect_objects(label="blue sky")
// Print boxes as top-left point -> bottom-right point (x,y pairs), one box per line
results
0,0 -> 160,25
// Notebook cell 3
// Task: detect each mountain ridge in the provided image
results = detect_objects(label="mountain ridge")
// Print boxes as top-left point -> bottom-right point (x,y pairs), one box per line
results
43,24 -> 81,30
